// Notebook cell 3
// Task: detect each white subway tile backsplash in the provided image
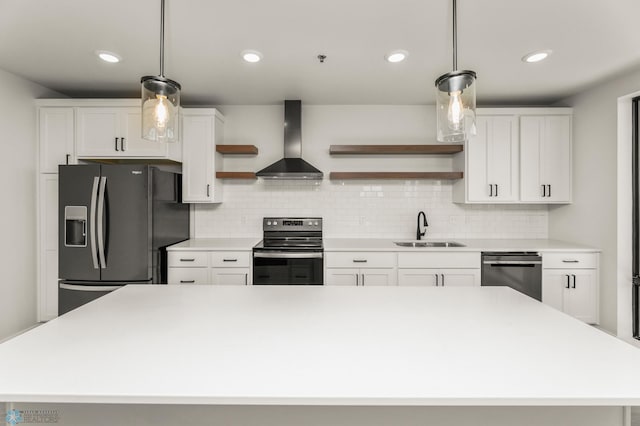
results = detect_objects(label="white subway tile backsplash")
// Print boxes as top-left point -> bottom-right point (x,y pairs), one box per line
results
194,180 -> 548,239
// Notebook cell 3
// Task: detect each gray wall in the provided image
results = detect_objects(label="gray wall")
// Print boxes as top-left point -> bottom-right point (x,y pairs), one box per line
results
0,68 -> 60,341
550,66 -> 640,334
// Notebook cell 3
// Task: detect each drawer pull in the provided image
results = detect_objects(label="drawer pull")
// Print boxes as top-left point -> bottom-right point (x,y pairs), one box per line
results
562,260 -> 579,263
180,280 -> 195,284
223,259 -> 238,262
180,258 -> 196,262
353,259 -> 368,263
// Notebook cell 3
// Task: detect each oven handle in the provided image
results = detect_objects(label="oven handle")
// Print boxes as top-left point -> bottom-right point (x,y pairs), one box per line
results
253,252 -> 323,259
483,260 -> 542,265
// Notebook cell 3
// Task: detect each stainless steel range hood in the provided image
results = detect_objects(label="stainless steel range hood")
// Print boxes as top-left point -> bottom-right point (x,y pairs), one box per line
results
256,100 -> 324,180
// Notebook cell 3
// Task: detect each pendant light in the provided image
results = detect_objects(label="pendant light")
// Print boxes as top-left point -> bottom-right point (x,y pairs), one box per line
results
141,0 -> 181,142
435,0 -> 476,143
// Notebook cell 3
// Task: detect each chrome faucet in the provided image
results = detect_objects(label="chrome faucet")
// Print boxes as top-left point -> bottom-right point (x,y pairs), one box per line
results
416,211 -> 428,240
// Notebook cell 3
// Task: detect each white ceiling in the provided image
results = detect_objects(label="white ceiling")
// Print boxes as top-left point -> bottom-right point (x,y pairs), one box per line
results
1,0 -> 640,106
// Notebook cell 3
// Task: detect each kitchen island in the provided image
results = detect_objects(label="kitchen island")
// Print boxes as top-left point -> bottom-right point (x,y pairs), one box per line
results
1,285 -> 639,425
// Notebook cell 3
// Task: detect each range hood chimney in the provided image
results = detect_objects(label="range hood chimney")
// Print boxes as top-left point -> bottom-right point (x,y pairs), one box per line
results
255,100 -> 324,180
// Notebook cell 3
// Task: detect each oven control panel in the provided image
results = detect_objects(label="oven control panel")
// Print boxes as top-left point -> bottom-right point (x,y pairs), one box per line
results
263,217 -> 322,232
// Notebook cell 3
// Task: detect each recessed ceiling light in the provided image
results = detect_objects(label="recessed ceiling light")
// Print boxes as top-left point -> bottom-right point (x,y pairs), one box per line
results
385,50 -> 408,63
522,50 -> 552,63
96,51 -> 121,63
242,50 -> 263,63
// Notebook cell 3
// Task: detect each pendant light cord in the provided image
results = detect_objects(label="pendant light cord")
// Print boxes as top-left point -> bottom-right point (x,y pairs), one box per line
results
452,0 -> 457,71
160,0 -> 165,77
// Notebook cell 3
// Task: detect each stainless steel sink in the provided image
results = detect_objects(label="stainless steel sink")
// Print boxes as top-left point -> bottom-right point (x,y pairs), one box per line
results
394,241 -> 466,248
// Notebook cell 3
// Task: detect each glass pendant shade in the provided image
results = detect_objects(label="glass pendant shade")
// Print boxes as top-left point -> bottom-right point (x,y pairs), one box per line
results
435,70 -> 476,143
141,76 -> 180,142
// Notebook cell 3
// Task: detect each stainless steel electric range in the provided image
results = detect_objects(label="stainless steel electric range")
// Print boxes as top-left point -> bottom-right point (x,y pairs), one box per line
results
252,217 -> 323,285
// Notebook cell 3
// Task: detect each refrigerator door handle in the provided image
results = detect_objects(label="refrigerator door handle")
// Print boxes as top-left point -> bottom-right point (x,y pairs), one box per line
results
90,176 -> 100,269
97,176 -> 107,269
60,283 -> 122,292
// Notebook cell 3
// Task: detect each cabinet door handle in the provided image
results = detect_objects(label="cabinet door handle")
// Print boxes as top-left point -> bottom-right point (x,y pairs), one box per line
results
207,184 -> 210,197
441,274 -> 445,286
489,184 -> 493,197
115,137 -> 120,151
565,275 -> 570,289
179,258 -> 195,262
121,137 -> 126,151
66,154 -> 70,165
245,274 -> 248,286
572,274 -> 576,289
180,280 -> 195,284
361,274 -> 365,286
435,274 -> 439,286
353,259 -> 368,263
541,185 -> 546,197
355,274 -> 359,286
223,259 -> 238,262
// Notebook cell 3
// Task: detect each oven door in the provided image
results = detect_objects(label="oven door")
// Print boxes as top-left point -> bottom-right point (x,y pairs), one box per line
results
253,251 -> 324,285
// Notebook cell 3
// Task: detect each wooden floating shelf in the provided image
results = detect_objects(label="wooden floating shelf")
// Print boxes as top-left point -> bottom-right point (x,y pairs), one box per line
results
216,145 -> 259,155
329,172 -> 463,180
216,172 -> 257,179
329,144 -> 463,155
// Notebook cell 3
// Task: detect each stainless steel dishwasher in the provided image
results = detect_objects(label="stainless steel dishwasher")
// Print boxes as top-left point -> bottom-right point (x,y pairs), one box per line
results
481,252 -> 542,301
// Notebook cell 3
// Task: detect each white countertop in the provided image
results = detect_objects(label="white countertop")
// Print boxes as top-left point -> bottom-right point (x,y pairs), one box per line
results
167,238 -> 260,251
0,285 -> 637,405
167,238 -> 598,252
324,238 -> 600,252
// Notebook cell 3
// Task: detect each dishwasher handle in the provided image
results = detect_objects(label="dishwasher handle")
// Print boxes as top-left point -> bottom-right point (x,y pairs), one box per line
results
482,260 -> 542,266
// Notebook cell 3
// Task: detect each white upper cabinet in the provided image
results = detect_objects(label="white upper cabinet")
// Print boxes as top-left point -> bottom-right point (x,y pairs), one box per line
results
520,115 -> 572,203
181,108 -> 224,203
458,114 -> 519,202
39,107 -> 76,172
76,106 -> 181,160
453,108 -> 572,204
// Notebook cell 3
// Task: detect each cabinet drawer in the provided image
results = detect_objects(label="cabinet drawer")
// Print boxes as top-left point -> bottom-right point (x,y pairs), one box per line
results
398,252 -> 480,269
211,268 -> 250,285
325,252 -> 396,268
167,267 -> 209,284
543,252 -> 598,269
210,251 -> 251,268
168,251 -> 209,267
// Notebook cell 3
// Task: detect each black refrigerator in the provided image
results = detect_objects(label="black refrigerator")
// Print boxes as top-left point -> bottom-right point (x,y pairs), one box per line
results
58,164 -> 189,315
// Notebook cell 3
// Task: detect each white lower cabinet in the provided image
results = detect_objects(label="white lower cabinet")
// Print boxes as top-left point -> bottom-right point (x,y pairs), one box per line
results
397,269 -> 480,287
211,268 -> 250,286
397,252 -> 481,287
37,174 -> 59,321
324,252 -> 397,286
542,252 -> 599,324
167,250 -> 251,285
169,267 -> 210,285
